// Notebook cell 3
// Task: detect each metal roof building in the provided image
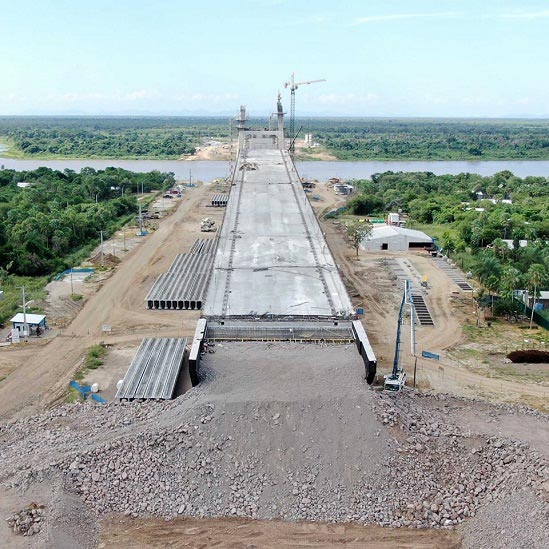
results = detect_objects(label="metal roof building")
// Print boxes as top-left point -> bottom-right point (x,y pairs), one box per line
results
10,313 -> 47,329
361,226 -> 433,252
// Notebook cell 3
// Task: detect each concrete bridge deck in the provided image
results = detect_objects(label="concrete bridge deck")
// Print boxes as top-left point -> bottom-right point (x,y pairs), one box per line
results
203,147 -> 352,319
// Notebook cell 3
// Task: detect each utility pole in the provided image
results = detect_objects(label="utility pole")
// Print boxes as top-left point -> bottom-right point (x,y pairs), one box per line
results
100,230 -> 104,266
22,286 -> 28,341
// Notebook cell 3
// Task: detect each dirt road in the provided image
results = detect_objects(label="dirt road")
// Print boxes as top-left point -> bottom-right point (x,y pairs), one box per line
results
0,184 -> 220,420
100,515 -> 461,548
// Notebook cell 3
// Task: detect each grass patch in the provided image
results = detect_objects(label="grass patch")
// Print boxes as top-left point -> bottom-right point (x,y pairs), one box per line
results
85,344 -> 107,370
448,347 -> 485,360
64,387 -> 82,403
70,294 -> 83,301
71,344 -> 108,384
492,366 -> 548,384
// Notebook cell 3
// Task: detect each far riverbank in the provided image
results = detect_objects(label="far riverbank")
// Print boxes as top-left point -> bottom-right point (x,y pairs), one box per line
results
1,151 -> 548,181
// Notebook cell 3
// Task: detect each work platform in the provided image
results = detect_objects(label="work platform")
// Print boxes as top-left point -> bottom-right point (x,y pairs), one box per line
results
203,148 -> 352,319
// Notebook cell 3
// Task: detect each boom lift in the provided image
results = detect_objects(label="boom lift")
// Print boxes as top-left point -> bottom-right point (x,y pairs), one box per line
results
384,280 -> 416,391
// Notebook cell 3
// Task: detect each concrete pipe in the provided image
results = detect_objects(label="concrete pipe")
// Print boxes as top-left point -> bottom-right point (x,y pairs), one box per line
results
154,300 -> 160,309
160,300 -> 166,309
190,301 -> 196,310
184,300 -> 190,309
178,300 -> 184,309
197,300 -> 202,309
147,300 -> 153,309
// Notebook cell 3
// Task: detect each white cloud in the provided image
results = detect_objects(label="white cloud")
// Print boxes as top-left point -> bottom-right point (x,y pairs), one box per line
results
497,9 -> 549,20
353,12 -> 459,25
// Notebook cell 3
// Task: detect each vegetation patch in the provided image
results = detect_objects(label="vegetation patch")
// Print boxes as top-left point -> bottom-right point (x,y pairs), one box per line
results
72,344 -> 108,383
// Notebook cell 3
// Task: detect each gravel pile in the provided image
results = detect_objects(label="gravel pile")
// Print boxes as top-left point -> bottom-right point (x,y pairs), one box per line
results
1,343 -> 548,547
5,502 -> 45,536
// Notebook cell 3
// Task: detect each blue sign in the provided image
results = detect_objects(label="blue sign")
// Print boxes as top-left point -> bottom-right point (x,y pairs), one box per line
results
422,350 -> 440,361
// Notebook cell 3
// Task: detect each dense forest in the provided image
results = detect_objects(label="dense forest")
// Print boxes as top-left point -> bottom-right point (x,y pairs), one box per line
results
345,170 -> 549,311
0,117 -> 210,159
0,117 -> 548,160
305,118 -> 549,160
0,166 -> 174,276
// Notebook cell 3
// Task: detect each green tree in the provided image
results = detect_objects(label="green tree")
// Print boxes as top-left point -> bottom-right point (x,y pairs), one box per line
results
500,266 -> 522,299
346,220 -> 373,258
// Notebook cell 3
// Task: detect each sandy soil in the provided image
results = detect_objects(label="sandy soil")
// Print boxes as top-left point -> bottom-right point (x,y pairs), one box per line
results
294,139 -> 338,161
0,184 -> 223,419
185,141 -> 232,161
186,138 -> 338,162
100,515 -> 461,548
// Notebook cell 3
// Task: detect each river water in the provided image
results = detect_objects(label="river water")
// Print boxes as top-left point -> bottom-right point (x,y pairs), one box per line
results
0,150 -> 548,181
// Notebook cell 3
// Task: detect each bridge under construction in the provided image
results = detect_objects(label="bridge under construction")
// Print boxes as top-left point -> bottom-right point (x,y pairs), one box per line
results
121,96 -> 377,401
193,98 -> 377,384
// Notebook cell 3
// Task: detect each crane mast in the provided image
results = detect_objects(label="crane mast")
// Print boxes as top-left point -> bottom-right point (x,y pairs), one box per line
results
284,73 -> 326,156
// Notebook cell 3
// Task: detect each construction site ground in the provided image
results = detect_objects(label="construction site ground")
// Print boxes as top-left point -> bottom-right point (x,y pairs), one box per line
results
310,181 -> 548,411
0,184 -> 225,418
186,137 -> 337,162
0,178 -> 547,548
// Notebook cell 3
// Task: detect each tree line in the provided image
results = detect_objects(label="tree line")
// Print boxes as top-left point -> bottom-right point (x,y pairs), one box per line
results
1,116 -> 548,160
303,117 -> 549,160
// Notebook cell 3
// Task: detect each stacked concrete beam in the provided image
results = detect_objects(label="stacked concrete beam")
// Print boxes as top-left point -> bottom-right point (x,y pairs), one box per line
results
146,239 -> 217,310
211,194 -> 229,207
116,338 -> 187,400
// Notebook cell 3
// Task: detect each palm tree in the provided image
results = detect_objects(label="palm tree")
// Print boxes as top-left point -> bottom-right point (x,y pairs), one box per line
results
526,264 -> 546,329
473,254 -> 502,288
491,238 -> 508,261
500,266 -> 522,300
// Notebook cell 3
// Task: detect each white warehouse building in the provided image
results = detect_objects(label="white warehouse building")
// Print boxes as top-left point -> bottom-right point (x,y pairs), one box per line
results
361,225 -> 433,252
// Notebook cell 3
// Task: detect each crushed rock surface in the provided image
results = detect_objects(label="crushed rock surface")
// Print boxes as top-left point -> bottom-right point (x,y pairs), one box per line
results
0,342 -> 547,548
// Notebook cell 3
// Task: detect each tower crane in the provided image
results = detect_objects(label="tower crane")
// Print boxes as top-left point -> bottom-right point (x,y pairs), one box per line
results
284,73 -> 326,155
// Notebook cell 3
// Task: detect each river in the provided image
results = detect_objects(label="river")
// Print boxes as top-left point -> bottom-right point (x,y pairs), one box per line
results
0,150 -> 548,181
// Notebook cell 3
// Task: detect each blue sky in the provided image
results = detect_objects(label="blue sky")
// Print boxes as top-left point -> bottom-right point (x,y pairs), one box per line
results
1,0 -> 548,116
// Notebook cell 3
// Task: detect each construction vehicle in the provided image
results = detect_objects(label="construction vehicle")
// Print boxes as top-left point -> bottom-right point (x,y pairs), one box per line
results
200,218 -> 217,233
384,280 -> 415,392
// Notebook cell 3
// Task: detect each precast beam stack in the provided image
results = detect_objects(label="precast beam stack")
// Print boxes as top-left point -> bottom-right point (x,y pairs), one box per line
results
116,338 -> 187,400
211,194 -> 229,207
146,238 -> 217,310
